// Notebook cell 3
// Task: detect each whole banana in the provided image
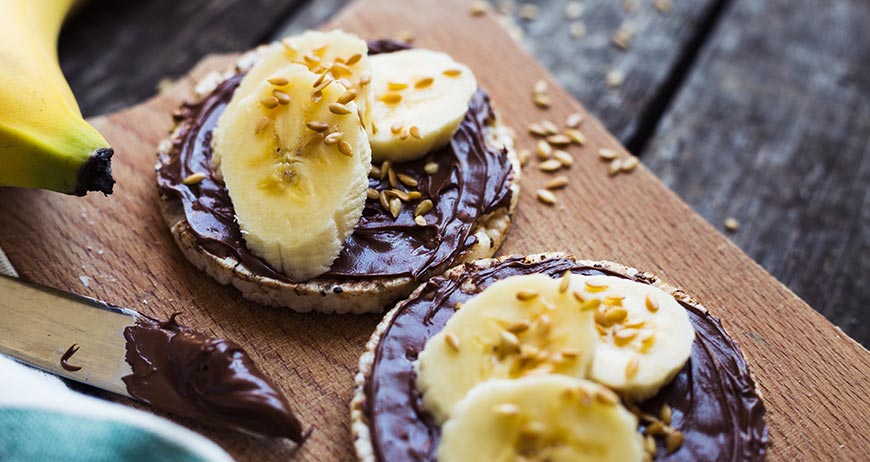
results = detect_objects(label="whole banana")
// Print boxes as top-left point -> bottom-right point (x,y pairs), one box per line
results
0,0 -> 114,196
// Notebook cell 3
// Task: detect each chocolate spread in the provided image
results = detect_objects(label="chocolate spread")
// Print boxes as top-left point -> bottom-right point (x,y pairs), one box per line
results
122,314 -> 304,441
362,256 -> 768,462
156,40 -> 514,282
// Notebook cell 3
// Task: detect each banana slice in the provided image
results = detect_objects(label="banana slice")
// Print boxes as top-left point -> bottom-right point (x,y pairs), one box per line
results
438,376 -> 644,462
367,49 -> 478,162
574,274 -> 695,401
213,63 -> 371,281
415,273 -> 598,422
213,29 -> 372,170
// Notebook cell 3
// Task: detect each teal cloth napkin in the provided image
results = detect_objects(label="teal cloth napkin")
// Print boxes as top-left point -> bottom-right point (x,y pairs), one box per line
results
0,248 -> 233,462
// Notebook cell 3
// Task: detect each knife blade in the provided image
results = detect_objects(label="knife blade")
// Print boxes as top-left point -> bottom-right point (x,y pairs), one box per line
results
0,274 -> 136,396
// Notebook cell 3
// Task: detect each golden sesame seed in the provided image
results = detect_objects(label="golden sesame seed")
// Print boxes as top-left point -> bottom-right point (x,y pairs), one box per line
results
572,290 -> 586,303
378,190 -> 390,211
303,53 -> 321,65
388,168 -> 397,187
331,61 -> 353,77
569,21 -> 587,39
379,160 -> 391,180
324,132 -> 343,145
623,316 -> 645,328
565,128 -> 586,145
553,150 -> 574,167
370,166 -> 381,178
445,332 -> 461,351
398,126 -> 410,140
533,79 -> 548,94
312,44 -> 328,56
390,121 -> 403,134
598,148 -> 618,160
389,189 -> 410,201
559,270 -> 571,293
443,68 -> 462,77
621,156 -> 639,172
268,76 -> 289,86
541,120 -> 559,135
379,92 -> 402,104
414,77 -> 434,89
528,123 -> 548,137
626,355 -> 640,378
565,112 -> 584,128
337,89 -> 358,104
312,71 -> 331,88
594,309 -> 609,326
357,106 -> 366,129
594,388 -> 619,405
367,188 -> 380,200
638,329 -> 656,344
397,173 -> 418,187
645,294 -> 659,312
306,121 -> 329,132
666,431 -> 684,455
414,215 -> 427,226
518,149 -> 532,166
606,69 -> 625,88
329,102 -> 352,115
604,295 -> 625,306
182,172 -> 207,185
281,38 -> 297,53
345,53 -> 362,65
585,281 -> 608,293
660,404 -> 672,424
616,328 -> 640,342
389,197 -> 402,218
536,189 -> 557,205
310,90 -> 323,102
538,159 -> 563,172
469,0 -> 488,16
644,435 -> 657,454
254,116 -> 270,135
500,330 -> 521,350
260,96 -> 279,109
605,307 -> 628,323
359,71 -> 372,86
565,1 -> 583,19
645,421 -> 666,436
272,89 -> 291,105
609,159 -> 623,176
546,134 -> 572,146
387,81 -> 408,91
507,320 -> 531,334
725,217 -> 740,232
561,348 -> 581,358
424,162 -> 439,175
407,191 -> 422,200
338,140 -> 354,157
409,126 -> 422,139
516,289 -> 540,301
415,199 -> 434,216
533,94 -> 551,108
580,298 -> 601,311
518,3 -> 539,20
546,176 -> 569,190
536,140 -> 553,159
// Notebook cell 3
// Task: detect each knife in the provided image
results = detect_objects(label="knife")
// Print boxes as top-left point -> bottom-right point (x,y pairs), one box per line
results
0,274 -> 305,441
0,273 -> 136,396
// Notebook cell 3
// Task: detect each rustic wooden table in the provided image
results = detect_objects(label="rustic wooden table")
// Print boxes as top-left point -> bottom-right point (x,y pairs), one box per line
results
58,0 -> 868,350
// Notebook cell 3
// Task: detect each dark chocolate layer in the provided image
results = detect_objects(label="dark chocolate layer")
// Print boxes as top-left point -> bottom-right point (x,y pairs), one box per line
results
156,41 -> 514,283
123,314 -> 304,441
363,256 -> 768,462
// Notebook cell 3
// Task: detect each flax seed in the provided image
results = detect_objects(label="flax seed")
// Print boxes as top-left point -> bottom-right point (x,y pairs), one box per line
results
424,162 -> 439,175
182,172 -> 206,185
598,148 -> 618,160
538,159 -> 563,172
379,92 -> 402,104
625,356 -> 640,378
516,289 -> 540,301
536,140 -> 553,159
337,89 -> 357,104
565,112 -> 584,128
609,159 -> 623,176
306,121 -> 328,132
329,102 -> 352,115
254,116 -> 270,134
553,150 -> 574,167
338,140 -> 353,157
367,188 -> 380,200
389,197 -> 402,218
546,176 -> 569,190
621,156 -> 639,172
268,76 -> 289,86
443,68 -> 462,77
415,199 -> 434,216
536,189 -> 557,205
324,132 -> 343,145
445,332 -> 460,351
565,128 -> 586,145
398,173 -> 418,187
260,96 -> 279,109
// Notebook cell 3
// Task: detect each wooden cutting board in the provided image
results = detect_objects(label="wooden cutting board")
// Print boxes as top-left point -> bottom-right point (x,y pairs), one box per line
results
1,0 -> 867,460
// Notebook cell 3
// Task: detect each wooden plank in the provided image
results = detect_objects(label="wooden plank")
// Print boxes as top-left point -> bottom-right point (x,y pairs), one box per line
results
1,0 -> 866,460
58,0 -> 307,115
642,0 -> 870,346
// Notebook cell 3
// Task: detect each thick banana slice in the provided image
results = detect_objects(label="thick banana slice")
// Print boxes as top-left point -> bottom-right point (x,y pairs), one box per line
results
416,273 -> 598,422
438,376 -> 644,462
213,63 -> 371,281
367,49 -> 478,162
213,29 -> 372,170
574,274 -> 695,401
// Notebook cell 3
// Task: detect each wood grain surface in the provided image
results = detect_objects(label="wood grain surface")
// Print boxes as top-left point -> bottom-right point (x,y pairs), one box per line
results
4,0 -> 868,460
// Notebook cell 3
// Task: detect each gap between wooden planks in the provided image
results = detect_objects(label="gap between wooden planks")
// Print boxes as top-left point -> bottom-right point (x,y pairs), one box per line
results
0,0 -> 867,460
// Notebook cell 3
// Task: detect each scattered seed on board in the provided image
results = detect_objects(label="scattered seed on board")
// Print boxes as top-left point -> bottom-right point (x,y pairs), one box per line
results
182,172 -> 206,185
606,69 -> 625,88
528,123 -> 548,137
541,120 -> 559,135
598,148 -> 618,160
554,150 -> 574,167
424,162 -> 439,175
546,176 -> 569,190
469,0 -> 488,16
518,149 -> 532,166
533,79 -> 548,94
621,156 -> 639,172
533,94 -> 551,108
536,140 -> 553,159
724,217 -> 740,232
565,113 -> 584,128
570,21 -> 587,39
609,159 -> 623,176
538,159 -> 563,172
546,134 -> 572,146
536,189 -> 557,205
